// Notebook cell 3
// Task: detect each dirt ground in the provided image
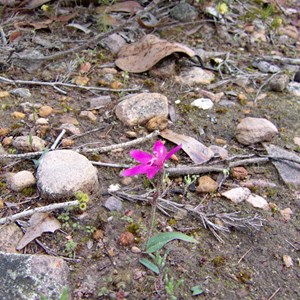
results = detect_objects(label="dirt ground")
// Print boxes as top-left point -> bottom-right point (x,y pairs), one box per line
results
0,1 -> 300,299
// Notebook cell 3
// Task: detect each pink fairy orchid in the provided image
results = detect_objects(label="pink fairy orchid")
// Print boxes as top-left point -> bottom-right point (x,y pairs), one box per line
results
122,140 -> 182,179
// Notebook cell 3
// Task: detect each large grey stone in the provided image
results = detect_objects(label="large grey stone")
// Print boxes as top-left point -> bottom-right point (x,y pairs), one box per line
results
37,150 -> 99,200
115,93 -> 168,126
235,117 -> 278,145
0,252 -> 70,300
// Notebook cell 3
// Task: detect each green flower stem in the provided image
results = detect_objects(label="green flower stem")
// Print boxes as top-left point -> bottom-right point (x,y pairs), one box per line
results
148,169 -> 164,239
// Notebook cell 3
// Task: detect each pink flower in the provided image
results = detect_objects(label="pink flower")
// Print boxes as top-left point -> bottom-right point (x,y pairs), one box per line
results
122,140 -> 182,179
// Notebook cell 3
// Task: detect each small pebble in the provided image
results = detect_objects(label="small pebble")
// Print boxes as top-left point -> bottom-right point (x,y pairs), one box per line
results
39,105 -> 53,117
11,111 -> 26,119
131,246 -> 141,254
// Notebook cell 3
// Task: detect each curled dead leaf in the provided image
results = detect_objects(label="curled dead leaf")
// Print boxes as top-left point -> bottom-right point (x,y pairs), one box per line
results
115,34 -> 196,73
160,129 -> 214,164
16,212 -> 61,250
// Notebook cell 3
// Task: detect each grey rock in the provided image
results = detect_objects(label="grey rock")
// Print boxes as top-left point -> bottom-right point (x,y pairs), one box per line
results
88,96 -> 112,109
79,110 -> 97,122
102,33 -> 126,54
170,3 -> 198,22
254,61 -> 270,73
11,50 -> 44,72
8,170 -> 36,192
13,136 -> 46,152
287,82 -> 300,97
0,252 -> 69,300
104,196 -> 123,211
269,65 -> 281,73
175,67 -> 215,86
269,74 -> 290,92
253,61 -> 280,73
219,99 -> 236,107
191,98 -> 214,110
115,93 -> 168,126
264,144 -> 300,186
37,150 -> 99,200
58,123 -> 81,135
236,117 -> 278,145
11,88 -> 32,98
20,102 -> 42,113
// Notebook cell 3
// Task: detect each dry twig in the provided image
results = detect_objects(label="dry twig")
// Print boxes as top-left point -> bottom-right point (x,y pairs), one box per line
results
0,200 -> 79,225
0,76 -> 142,94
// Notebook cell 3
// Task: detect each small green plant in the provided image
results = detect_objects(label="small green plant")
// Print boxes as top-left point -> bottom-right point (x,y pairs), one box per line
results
40,287 -> 69,300
65,239 -> 77,257
164,273 -> 184,300
75,191 -> 89,211
139,232 -> 198,298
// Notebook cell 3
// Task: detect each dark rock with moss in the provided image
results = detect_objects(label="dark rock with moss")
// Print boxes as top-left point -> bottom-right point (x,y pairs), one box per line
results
170,3 -> 198,22
0,252 -> 70,300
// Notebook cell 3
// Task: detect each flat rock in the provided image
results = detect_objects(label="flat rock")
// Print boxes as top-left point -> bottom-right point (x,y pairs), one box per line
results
13,136 -> 46,152
175,67 -> 215,86
235,117 -> 278,145
8,170 -> 36,192
264,144 -> 300,186
246,194 -> 269,210
191,98 -> 214,110
115,93 -> 168,126
87,95 -> 112,109
0,252 -> 69,300
37,150 -> 99,200
104,196 -> 123,211
222,187 -> 251,204
0,224 -> 23,253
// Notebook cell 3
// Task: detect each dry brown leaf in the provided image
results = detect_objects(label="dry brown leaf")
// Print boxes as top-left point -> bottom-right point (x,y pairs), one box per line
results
106,1 -> 142,14
160,129 -> 214,164
24,0 -> 51,9
16,212 -> 61,250
115,34 -> 196,73
14,19 -> 53,30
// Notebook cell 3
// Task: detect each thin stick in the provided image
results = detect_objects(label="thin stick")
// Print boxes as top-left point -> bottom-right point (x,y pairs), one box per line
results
81,130 -> 160,153
257,55 -> 300,65
238,247 -> 252,264
0,25 -> 7,45
0,200 -> 79,225
0,130 -> 160,160
0,76 -> 142,93
50,129 -> 66,150
267,288 -> 281,300
91,161 -> 130,168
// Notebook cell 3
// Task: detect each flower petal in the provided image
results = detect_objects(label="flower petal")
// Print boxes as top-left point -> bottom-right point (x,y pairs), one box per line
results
153,140 -> 167,163
145,165 -> 161,179
130,150 -> 152,163
121,164 -> 150,177
165,144 -> 182,161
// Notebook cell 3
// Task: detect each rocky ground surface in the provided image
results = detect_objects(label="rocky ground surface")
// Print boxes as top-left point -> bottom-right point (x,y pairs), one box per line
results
0,0 -> 300,299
